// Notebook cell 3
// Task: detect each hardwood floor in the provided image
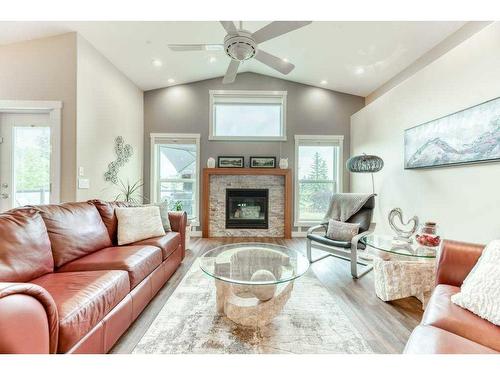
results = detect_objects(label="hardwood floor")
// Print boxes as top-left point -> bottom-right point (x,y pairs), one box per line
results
110,237 -> 423,354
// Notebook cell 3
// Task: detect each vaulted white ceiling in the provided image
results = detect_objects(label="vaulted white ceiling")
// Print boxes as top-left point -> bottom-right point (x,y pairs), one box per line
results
0,21 -> 465,96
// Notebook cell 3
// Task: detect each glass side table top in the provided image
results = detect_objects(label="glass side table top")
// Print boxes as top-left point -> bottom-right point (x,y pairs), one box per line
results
360,234 -> 437,259
199,242 -> 310,285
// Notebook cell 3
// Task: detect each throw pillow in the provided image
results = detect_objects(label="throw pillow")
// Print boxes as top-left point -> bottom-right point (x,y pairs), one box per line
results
154,202 -> 172,232
116,206 -> 166,245
326,219 -> 360,242
451,239 -> 500,325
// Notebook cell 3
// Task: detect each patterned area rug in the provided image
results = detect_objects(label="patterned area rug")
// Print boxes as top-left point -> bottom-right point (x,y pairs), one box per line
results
133,260 -> 374,354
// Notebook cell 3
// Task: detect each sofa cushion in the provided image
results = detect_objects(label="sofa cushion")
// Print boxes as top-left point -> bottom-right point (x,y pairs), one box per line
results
422,284 -> 500,351
31,270 -> 129,353
0,208 -> 53,282
36,202 -> 113,267
89,200 -> 129,245
131,232 -> 181,260
56,245 -> 162,289
404,325 -> 498,354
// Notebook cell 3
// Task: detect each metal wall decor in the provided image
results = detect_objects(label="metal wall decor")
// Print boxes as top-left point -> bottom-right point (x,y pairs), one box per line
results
104,136 -> 133,184
388,207 -> 419,243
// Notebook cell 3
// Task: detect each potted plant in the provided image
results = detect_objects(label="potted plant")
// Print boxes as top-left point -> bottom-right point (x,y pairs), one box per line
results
114,179 -> 144,205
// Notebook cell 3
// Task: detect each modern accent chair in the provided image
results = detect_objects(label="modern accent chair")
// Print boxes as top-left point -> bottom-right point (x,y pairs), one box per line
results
306,195 -> 375,278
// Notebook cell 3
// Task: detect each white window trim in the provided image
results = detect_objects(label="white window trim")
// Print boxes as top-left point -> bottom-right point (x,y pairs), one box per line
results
209,90 -> 287,141
150,133 -> 200,226
0,100 -> 62,205
294,134 -> 344,227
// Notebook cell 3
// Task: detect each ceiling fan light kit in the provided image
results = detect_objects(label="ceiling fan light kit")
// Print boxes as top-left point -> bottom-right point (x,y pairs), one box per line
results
224,31 -> 257,61
168,21 -> 312,84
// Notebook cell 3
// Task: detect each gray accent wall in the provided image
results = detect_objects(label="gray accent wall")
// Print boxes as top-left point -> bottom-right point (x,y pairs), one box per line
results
144,72 -> 364,228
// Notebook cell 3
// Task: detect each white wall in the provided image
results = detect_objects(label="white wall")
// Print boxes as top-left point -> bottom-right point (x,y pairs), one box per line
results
76,35 -> 144,201
350,22 -> 500,244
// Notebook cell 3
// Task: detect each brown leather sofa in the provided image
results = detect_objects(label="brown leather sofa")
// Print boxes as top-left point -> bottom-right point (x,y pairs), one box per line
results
0,200 -> 187,354
404,240 -> 500,354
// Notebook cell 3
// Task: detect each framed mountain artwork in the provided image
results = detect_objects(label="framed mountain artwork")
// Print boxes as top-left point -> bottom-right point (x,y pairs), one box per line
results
404,96 -> 500,169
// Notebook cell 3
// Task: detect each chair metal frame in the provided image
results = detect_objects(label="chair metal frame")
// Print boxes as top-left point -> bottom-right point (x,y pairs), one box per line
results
306,223 -> 375,278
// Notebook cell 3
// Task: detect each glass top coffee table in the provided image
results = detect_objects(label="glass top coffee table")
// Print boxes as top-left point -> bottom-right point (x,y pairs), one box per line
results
200,243 -> 309,327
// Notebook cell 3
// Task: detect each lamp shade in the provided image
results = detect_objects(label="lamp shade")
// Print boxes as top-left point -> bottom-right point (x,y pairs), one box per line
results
346,154 -> 384,173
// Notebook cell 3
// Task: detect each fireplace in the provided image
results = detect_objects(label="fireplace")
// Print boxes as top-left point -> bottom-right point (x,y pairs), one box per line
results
226,189 -> 269,229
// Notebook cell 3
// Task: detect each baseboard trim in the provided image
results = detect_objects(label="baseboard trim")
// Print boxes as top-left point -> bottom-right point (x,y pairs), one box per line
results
190,231 -> 202,237
192,231 -> 306,238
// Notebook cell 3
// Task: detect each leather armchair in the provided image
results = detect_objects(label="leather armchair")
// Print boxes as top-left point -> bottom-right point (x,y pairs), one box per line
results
0,282 -> 59,354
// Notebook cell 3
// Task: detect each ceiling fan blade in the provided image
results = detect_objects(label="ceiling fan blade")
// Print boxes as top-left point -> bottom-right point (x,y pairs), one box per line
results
220,21 -> 238,34
254,49 -> 295,75
222,60 -> 240,84
168,44 -> 223,51
252,21 -> 312,44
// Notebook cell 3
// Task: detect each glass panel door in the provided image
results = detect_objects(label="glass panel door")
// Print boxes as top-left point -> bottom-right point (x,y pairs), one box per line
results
157,142 -> 197,218
0,113 -> 52,211
13,126 -> 51,207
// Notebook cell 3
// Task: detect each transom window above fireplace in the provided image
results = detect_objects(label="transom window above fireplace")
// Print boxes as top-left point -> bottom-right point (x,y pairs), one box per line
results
209,90 -> 287,141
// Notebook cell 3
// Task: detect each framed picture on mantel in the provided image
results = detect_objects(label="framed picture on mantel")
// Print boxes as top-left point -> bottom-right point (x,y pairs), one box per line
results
218,156 -> 244,168
249,156 -> 276,168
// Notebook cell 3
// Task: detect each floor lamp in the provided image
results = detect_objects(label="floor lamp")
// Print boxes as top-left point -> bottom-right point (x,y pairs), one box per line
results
346,153 -> 384,193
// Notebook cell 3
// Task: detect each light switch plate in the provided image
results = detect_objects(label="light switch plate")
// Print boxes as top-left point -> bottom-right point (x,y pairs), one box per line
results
78,178 -> 90,189
79,166 -> 85,177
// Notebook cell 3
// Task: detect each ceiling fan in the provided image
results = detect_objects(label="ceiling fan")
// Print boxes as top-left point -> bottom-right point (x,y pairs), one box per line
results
168,21 -> 312,84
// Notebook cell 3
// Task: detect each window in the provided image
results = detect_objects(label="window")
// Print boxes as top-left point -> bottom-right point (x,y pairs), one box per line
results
150,133 -> 200,224
209,90 -> 287,141
294,135 -> 343,225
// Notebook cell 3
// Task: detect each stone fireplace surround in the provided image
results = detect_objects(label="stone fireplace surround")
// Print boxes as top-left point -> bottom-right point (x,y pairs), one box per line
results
202,168 -> 292,238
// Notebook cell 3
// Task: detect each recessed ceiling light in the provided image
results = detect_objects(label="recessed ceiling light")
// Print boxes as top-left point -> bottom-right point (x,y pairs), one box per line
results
209,56 -> 217,63
151,59 -> 163,67
355,66 -> 365,75
320,80 -> 328,85
167,78 -> 175,84
282,58 -> 289,63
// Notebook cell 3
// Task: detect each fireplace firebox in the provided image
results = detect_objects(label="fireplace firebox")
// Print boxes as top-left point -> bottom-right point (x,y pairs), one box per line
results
225,189 -> 269,229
